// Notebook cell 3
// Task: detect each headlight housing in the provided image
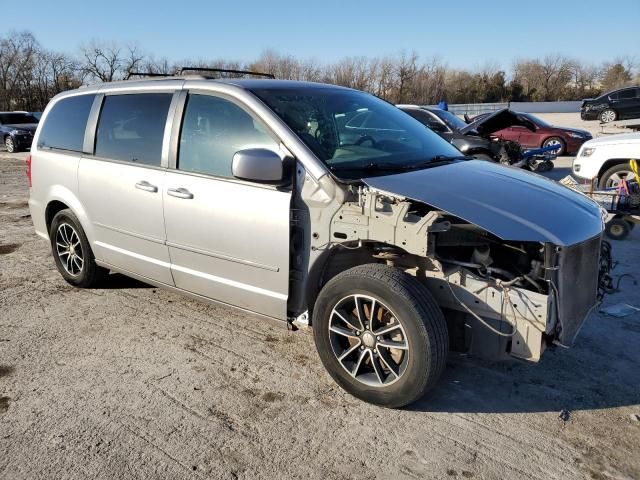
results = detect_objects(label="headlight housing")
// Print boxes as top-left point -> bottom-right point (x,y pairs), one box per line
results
581,147 -> 596,157
10,129 -> 29,135
567,132 -> 584,139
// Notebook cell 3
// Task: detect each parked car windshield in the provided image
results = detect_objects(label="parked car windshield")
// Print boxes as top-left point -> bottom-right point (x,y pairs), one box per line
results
431,109 -> 467,131
250,87 -> 463,179
0,113 -> 39,124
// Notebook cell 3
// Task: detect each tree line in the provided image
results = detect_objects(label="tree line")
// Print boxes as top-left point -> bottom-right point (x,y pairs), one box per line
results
1,30 -> 637,112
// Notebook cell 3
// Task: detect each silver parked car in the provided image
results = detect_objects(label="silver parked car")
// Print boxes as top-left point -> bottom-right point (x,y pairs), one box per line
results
28,72 -> 610,407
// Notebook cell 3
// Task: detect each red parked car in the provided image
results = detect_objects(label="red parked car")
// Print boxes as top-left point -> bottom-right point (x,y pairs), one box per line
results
474,112 -> 592,155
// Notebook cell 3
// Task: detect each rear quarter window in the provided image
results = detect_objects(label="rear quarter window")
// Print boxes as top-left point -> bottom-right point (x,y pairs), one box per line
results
38,94 -> 95,152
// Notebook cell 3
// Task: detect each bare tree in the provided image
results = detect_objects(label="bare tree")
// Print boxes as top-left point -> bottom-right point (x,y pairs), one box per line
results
2,30 -> 639,112
78,41 -> 148,83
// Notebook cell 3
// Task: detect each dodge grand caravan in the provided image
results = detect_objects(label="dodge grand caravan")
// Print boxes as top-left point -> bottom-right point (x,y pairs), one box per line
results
28,73 -> 609,407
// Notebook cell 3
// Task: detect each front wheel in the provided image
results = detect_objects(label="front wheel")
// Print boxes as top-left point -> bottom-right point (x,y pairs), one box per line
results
542,136 -> 565,156
5,136 -> 16,153
49,209 -> 108,287
600,109 -> 617,123
598,163 -> 636,189
313,264 -> 448,408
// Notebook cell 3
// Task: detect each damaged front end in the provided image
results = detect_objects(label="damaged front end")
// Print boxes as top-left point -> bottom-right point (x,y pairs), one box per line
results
329,160 -> 610,361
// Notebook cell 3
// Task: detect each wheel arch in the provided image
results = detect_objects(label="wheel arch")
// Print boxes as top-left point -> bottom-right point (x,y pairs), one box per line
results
305,242 -> 388,321
45,200 -> 69,231
43,186 -> 96,245
541,135 -> 565,147
597,158 -> 631,179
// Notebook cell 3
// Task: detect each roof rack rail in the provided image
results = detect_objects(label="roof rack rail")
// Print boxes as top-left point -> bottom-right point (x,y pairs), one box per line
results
178,67 -> 275,79
128,72 -> 174,78
125,72 -> 175,80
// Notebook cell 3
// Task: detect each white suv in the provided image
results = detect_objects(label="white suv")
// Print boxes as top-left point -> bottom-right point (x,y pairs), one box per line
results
573,132 -> 640,188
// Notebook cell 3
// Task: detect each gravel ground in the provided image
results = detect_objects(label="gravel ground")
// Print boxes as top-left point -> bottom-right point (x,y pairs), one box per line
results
1,140 -> 639,479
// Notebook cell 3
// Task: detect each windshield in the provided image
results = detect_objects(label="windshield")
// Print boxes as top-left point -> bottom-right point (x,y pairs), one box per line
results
431,109 -> 467,131
0,113 -> 39,124
250,87 -> 463,179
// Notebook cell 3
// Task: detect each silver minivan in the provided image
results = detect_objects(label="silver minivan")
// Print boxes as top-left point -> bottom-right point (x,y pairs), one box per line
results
28,72 -> 609,407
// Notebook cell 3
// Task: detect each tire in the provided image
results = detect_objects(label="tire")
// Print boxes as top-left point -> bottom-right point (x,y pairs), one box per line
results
542,136 -> 565,156
600,109 -> 617,123
531,160 -> 553,172
605,218 -> 630,241
614,214 -> 636,231
598,163 -> 636,189
49,209 -> 108,287
473,153 -> 494,161
312,264 -> 448,408
5,136 -> 16,153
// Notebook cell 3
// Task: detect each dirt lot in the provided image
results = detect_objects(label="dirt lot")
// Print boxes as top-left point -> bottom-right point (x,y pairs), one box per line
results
1,144 -> 639,479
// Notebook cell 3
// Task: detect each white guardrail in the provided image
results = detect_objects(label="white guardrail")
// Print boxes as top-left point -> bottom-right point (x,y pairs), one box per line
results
439,101 -> 583,115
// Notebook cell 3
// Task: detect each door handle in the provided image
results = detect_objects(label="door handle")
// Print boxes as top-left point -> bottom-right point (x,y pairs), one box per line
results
167,187 -> 194,199
135,181 -> 158,193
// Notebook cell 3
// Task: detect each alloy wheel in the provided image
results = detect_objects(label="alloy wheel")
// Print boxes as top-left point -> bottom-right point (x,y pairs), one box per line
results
605,170 -> 635,188
55,223 -> 84,276
5,137 -> 14,153
328,294 -> 409,387
544,138 -> 562,153
601,110 -> 616,123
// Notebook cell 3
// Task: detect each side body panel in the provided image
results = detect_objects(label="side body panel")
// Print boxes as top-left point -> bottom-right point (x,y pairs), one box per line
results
163,172 -> 291,318
28,149 -> 82,240
78,159 -> 172,284
513,125 -> 539,148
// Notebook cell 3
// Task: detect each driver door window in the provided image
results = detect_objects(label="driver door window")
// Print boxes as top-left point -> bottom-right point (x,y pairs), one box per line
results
178,94 -> 278,178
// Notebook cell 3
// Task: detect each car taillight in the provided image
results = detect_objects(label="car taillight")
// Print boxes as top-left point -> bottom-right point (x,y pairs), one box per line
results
26,154 -> 32,187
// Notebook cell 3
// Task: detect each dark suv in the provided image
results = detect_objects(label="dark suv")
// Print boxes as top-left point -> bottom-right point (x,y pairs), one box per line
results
581,86 -> 640,123
0,112 -> 39,152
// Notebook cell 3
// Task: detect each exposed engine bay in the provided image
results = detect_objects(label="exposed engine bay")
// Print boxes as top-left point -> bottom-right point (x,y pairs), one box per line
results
327,185 -> 609,362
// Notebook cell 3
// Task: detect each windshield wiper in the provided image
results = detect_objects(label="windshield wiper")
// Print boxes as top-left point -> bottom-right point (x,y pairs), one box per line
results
330,162 -> 407,173
330,155 -> 467,174
384,155 -> 469,171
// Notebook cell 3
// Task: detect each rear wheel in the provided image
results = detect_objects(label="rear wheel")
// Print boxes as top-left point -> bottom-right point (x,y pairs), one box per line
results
600,109 -> 617,123
598,163 -> 636,189
312,264 -> 448,408
49,209 -> 108,287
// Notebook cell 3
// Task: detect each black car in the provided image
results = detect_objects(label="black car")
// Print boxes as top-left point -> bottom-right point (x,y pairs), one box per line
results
0,112 -> 39,153
398,105 -> 536,163
581,86 -> 640,123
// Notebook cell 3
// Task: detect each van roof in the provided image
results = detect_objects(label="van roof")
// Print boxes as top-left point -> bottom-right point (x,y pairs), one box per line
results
79,77 -> 349,91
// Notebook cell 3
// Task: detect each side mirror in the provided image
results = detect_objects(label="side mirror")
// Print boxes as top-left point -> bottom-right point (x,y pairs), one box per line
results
232,148 -> 285,184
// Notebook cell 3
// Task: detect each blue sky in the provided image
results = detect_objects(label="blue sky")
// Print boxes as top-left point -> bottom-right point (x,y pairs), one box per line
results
10,0 -> 640,70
